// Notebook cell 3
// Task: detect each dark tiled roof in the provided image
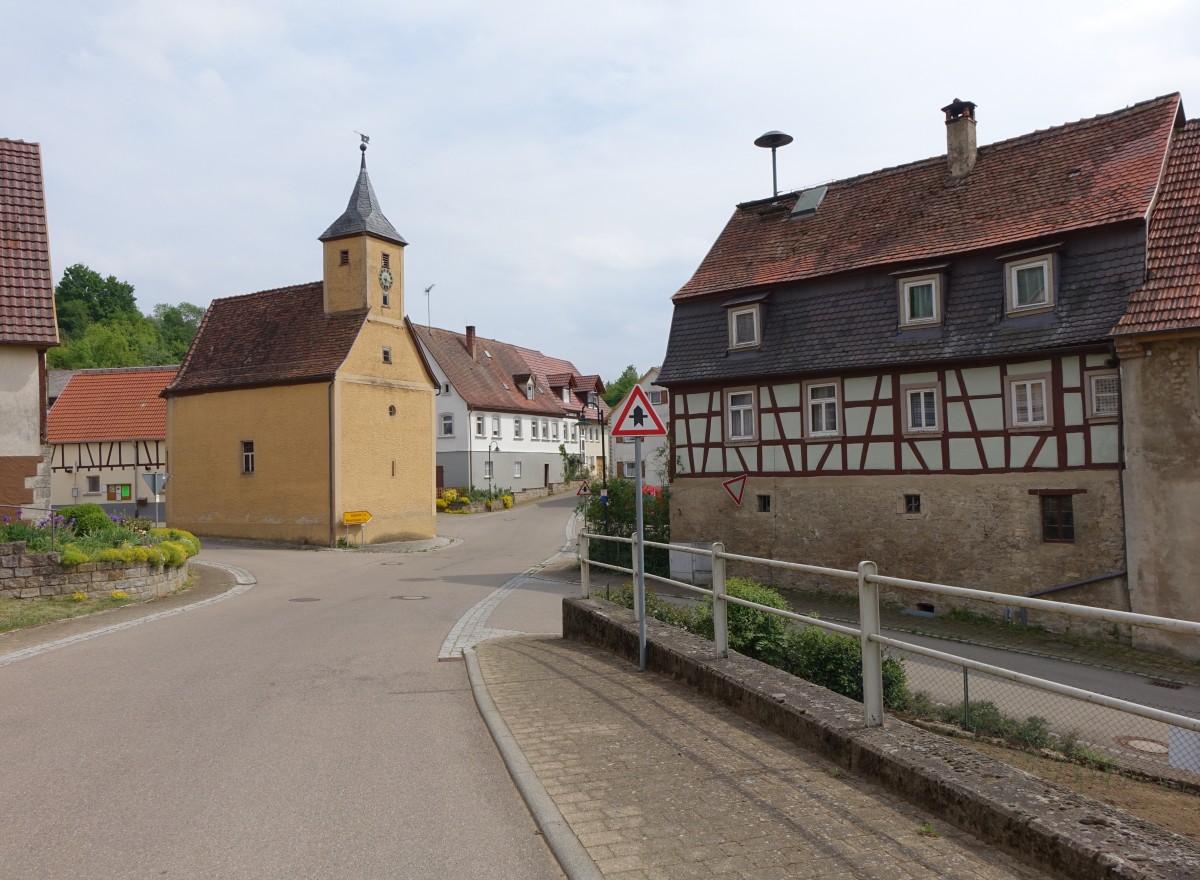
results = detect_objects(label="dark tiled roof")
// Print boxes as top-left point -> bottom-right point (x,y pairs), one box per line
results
163,283 -> 365,396
49,367 -> 177,442
417,325 -> 605,417
1114,119 -> 1200,335
318,151 -> 406,246
0,139 -> 58,347
674,95 -> 1180,302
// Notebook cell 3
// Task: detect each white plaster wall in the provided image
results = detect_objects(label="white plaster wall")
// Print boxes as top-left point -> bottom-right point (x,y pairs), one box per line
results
0,347 -> 41,456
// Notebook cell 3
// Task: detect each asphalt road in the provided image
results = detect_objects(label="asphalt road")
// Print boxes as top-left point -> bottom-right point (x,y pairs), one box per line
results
0,495 -> 581,879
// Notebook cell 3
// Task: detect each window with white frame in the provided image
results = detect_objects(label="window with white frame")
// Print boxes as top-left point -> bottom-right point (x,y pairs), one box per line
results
905,386 -> 940,432
514,461 -> 522,478
513,418 -> 523,439
440,414 -> 454,437
562,388 -> 570,404
1005,254 -> 1055,314
648,390 -> 667,405
726,389 -> 756,442
541,419 -> 549,440
491,416 -> 501,438
526,381 -> 534,400
86,475 -> 100,494
483,460 -> 493,480
806,381 -> 840,436
570,424 -> 577,441
382,346 -> 392,364
552,422 -> 559,441
728,305 -> 760,349
475,415 -> 486,438
241,440 -> 255,474
1087,371 -> 1120,418
899,275 -> 941,327
1007,376 -> 1050,427
531,420 -> 539,440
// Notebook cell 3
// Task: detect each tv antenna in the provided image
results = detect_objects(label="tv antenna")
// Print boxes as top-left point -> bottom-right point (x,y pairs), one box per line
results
424,283 -> 435,329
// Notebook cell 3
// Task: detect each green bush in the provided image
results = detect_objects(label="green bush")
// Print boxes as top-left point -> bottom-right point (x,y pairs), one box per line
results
606,583 -> 698,631
157,541 -> 188,567
58,544 -> 89,566
59,503 -> 116,536
694,578 -> 790,665
783,620 -> 909,710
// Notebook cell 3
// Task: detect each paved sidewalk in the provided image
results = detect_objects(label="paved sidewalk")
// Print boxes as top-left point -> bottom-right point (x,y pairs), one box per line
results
474,635 -> 1050,880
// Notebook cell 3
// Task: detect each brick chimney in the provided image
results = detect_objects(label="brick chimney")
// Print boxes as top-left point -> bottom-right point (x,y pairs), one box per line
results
465,325 -> 476,358
941,98 -> 977,179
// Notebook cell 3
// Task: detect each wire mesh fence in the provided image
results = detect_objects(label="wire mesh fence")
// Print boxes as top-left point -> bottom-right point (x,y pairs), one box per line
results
887,643 -> 1200,786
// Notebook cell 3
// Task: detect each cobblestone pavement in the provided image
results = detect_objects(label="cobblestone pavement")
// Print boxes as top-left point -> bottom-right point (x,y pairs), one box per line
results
475,636 -> 1050,880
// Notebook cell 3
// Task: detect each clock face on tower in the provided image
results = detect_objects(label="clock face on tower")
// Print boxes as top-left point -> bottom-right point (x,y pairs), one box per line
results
379,266 -> 394,291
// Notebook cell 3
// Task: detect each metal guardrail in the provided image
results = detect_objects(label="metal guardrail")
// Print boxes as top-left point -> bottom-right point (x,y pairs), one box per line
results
579,532 -> 1200,774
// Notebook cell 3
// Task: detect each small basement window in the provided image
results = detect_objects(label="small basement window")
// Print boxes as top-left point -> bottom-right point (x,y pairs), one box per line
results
904,494 -> 921,514
756,494 -> 771,513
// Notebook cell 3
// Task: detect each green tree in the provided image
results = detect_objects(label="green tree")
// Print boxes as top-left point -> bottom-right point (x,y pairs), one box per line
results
602,365 -> 639,407
151,302 -> 204,360
55,263 -> 139,331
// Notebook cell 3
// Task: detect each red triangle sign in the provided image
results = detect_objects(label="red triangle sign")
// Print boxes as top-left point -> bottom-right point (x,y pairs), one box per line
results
722,474 -> 747,506
611,385 -> 668,437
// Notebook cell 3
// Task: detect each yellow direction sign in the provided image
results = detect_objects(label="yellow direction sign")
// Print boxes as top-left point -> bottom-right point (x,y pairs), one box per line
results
342,510 -> 373,525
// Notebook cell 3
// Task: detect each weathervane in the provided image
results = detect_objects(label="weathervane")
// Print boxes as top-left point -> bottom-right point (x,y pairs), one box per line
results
355,131 -> 370,153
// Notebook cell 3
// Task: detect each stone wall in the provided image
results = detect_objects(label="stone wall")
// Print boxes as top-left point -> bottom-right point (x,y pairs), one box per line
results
0,541 -> 189,600
672,470 -> 1130,639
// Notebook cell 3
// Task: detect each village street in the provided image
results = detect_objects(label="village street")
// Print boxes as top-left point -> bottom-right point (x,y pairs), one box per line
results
0,496 -> 582,880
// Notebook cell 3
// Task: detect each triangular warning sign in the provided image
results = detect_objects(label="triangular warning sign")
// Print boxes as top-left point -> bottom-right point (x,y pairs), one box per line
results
577,481 -> 590,496
722,474 -> 747,506
610,386 -> 668,437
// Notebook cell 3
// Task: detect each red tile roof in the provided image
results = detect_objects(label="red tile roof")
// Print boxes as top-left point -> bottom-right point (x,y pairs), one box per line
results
0,139 -> 58,346
674,94 -> 1181,301
163,283 -> 366,396
48,367 -> 177,443
1114,119 -> 1200,335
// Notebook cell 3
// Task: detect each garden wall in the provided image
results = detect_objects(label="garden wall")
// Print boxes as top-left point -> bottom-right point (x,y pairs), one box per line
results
0,541 -> 188,600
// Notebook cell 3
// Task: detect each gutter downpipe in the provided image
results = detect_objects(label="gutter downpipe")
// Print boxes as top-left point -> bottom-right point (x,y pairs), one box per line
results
328,381 -> 338,547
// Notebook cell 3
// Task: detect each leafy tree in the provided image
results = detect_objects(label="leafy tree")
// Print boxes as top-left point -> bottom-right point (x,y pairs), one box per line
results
602,365 -> 639,407
151,302 -> 204,360
55,263 -> 139,330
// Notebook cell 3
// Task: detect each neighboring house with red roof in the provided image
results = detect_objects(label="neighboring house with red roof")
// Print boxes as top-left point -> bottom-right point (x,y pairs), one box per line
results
0,138 -> 59,522
161,146 -> 438,545
415,324 -> 607,492
47,367 -> 176,523
657,94 -> 1200,656
611,367 -> 670,487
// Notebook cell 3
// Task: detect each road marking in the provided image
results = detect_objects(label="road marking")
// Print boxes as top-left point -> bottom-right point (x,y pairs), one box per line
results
0,561 -> 256,668
438,544 -> 576,662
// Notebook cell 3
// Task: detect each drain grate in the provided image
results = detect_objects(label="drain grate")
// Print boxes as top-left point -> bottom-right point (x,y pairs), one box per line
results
392,595 -> 428,601
289,598 -> 320,603
1116,735 -> 1169,755
1147,678 -> 1184,690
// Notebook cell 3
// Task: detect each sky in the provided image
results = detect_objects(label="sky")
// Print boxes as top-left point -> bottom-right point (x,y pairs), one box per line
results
7,0 -> 1200,384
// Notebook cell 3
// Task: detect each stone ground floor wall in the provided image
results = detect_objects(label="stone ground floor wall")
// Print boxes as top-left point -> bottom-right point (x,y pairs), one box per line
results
0,541 -> 189,600
671,470 -> 1129,640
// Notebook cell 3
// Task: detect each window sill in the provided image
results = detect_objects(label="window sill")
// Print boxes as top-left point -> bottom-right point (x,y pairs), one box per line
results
1008,424 -> 1053,433
724,438 -> 757,447
1005,304 -> 1055,318
1085,415 -> 1119,425
901,430 -> 943,438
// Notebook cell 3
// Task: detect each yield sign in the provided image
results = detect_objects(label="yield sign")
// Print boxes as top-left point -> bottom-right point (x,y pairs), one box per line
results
577,481 -> 590,496
610,385 -> 667,437
722,474 -> 748,506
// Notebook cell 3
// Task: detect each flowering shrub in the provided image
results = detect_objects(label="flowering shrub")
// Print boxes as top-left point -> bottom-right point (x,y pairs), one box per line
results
110,590 -> 128,600
71,591 -> 87,603
502,494 -> 514,509
0,514 -> 200,568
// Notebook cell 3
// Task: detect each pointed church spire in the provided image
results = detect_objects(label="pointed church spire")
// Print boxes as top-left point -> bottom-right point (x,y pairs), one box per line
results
318,139 -> 407,246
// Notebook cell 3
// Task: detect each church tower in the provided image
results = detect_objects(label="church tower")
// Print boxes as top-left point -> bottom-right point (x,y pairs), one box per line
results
318,141 -> 408,316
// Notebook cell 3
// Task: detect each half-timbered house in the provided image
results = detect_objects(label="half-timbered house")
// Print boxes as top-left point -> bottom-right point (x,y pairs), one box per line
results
658,94 -> 1200,650
415,324 -> 607,492
47,366 -> 175,522
0,138 -> 58,522
162,145 -> 438,545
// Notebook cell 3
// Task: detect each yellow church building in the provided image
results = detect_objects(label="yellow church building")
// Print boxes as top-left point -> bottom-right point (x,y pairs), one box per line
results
162,144 -> 437,545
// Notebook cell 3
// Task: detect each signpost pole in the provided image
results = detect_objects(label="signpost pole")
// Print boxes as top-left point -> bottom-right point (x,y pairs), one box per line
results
635,436 -> 646,671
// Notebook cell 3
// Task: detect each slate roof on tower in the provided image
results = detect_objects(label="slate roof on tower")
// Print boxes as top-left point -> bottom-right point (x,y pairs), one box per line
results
0,138 -> 58,347
318,149 -> 407,246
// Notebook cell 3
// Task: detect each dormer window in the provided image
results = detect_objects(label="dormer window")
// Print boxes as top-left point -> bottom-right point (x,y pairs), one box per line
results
526,381 -> 534,400
1005,253 -> 1056,315
562,388 -> 570,404
899,274 -> 942,327
728,305 -> 760,349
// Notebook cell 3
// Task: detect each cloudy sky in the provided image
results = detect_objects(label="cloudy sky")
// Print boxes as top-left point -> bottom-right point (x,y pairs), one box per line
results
8,0 -> 1200,383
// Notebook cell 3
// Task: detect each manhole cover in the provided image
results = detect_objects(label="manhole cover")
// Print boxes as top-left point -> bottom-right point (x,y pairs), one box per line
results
1116,736 -> 1169,755
1147,678 -> 1184,690
289,597 -> 320,603
391,595 -> 428,601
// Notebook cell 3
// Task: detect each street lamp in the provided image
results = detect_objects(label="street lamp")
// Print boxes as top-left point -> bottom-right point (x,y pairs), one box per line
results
487,440 -> 500,495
